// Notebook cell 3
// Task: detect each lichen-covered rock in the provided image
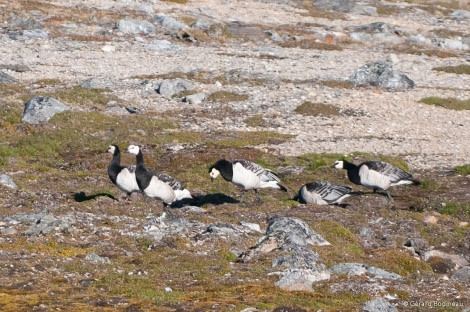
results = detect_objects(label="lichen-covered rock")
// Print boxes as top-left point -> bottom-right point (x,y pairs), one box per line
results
265,217 -> 331,247
0,71 -> 17,84
239,217 -> 330,292
452,266 -> 470,284
23,213 -> 70,235
362,298 -> 397,312
156,79 -> 190,99
275,266 -> 330,292
0,174 -> 18,190
330,263 -> 402,279
115,19 -> 155,34
349,61 -> 415,90
22,96 -> 70,124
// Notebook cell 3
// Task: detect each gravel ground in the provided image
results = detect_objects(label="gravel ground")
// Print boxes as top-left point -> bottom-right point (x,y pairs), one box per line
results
1,0 -> 469,171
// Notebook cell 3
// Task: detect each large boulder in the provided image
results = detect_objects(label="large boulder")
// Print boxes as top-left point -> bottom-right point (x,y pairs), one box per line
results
349,61 -> 415,90
22,96 -> 70,124
115,19 -> 155,35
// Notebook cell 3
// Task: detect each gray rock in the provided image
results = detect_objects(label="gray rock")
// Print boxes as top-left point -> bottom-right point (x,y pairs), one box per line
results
275,266 -> 330,292
204,222 -> 238,237
115,19 -> 155,35
351,5 -> 377,16
358,227 -> 378,248
450,10 -> 470,20
182,92 -> 207,104
136,5 -> 154,15
191,19 -> 215,30
23,213 -> 70,235
7,15 -> 44,30
240,222 -> 261,233
0,174 -> 18,190
152,14 -> 187,30
272,244 -> 322,269
0,64 -> 30,73
0,71 -> 17,84
85,253 -> 111,264
146,40 -> 181,52
198,7 -> 216,16
22,96 -> 70,124
265,30 -> 282,42
80,78 -> 113,90
22,29 -> 49,39
452,266 -> 470,284
424,250 -> 469,268
330,263 -> 402,279
408,34 -> 429,44
404,237 -> 428,256
312,0 -> 358,12
226,21 -> 266,41
156,78 -> 191,98
348,61 -> 415,90
239,217 -> 330,292
266,217 -> 330,247
350,22 -> 397,34
434,38 -> 469,51
362,298 -> 397,312
143,217 -> 193,241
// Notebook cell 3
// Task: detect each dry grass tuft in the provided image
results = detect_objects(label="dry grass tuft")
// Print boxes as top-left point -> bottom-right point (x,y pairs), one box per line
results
432,64 -> 470,75
419,96 -> 470,110
295,101 -> 340,117
280,39 -> 343,51
207,91 -> 249,103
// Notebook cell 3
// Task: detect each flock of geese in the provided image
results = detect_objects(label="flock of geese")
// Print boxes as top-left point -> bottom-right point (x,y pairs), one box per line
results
107,144 -> 421,217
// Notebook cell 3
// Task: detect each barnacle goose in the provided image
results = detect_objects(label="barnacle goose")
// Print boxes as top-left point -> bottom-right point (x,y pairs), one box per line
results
107,144 -> 140,200
127,145 -> 192,217
331,159 -> 420,202
208,159 -> 287,204
295,181 -> 354,206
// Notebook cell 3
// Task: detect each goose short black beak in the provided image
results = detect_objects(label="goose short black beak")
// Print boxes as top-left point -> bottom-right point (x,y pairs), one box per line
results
211,177 -> 214,182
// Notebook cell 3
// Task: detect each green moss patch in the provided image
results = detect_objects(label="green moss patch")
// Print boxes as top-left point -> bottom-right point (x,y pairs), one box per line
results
455,164 -> 470,175
419,97 -> 470,110
295,101 -> 340,117
433,64 -> 470,75
207,91 -> 249,103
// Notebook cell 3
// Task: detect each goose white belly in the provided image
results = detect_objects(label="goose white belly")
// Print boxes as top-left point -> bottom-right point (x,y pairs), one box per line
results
232,163 -> 260,190
116,169 -> 139,193
143,176 -> 176,203
359,166 -> 391,190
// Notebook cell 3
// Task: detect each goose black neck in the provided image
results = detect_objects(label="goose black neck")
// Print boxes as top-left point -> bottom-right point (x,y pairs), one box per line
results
342,160 -> 358,170
111,148 -> 121,165
217,159 -> 233,181
136,150 -> 145,167
343,160 -> 361,185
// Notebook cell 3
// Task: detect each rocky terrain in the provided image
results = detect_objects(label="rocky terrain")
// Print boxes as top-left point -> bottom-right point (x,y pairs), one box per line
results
0,0 -> 470,311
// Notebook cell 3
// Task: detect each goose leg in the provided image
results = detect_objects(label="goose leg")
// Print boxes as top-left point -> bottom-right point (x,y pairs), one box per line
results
385,190 -> 394,202
254,189 -> 262,203
239,190 -> 247,204
162,203 -> 173,219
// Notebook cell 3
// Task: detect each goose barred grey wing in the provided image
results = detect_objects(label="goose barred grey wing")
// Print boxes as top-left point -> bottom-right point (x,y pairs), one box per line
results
308,182 -> 351,202
236,160 -> 281,182
152,172 -> 185,191
365,161 -> 412,183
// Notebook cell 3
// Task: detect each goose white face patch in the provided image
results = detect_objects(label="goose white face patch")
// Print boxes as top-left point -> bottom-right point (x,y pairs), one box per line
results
127,145 -> 140,155
332,160 -> 344,169
210,168 -> 220,180
107,145 -> 116,154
